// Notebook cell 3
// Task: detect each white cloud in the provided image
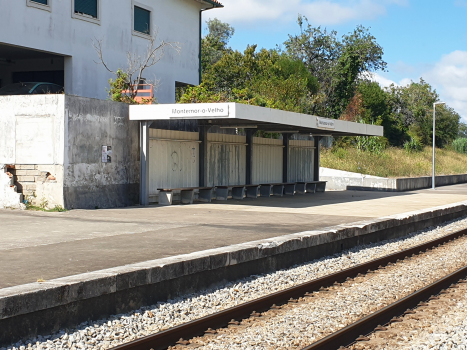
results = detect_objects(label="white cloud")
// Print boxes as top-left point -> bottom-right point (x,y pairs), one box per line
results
368,72 -> 397,87
371,51 -> 467,123
455,0 -> 467,8
424,51 -> 467,123
368,72 -> 411,88
207,0 -> 407,25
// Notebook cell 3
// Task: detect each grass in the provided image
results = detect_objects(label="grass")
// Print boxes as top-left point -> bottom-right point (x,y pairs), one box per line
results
321,146 -> 467,178
26,204 -> 67,212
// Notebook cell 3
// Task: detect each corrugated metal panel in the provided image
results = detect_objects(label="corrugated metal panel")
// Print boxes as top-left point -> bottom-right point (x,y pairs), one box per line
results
149,129 -> 199,195
207,133 -> 246,186
252,137 -> 283,184
289,140 -> 315,182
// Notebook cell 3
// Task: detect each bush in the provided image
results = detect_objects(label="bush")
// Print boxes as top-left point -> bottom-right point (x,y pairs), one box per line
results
355,136 -> 388,155
452,138 -> 467,154
403,137 -> 423,153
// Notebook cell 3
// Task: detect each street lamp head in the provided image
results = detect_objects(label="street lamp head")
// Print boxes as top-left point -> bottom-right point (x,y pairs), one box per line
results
434,102 -> 445,106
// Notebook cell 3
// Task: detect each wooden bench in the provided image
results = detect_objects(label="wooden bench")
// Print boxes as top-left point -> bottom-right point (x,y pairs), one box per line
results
157,187 -> 214,205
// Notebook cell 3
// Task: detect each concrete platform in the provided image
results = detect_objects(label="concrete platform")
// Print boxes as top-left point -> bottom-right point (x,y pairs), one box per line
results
1,184 -> 467,289
1,184 -> 467,345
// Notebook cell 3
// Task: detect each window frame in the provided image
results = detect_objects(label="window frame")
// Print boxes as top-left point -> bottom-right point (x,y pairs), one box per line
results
132,1 -> 153,39
26,0 -> 52,12
71,0 -> 101,25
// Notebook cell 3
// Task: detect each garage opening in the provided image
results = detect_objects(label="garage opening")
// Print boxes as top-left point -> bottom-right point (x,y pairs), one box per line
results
0,43 -> 65,90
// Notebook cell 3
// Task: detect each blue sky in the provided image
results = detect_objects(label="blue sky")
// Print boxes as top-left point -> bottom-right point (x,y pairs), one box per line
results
203,0 -> 467,122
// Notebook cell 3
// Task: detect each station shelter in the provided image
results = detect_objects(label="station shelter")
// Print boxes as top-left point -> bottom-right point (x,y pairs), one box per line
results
129,103 -> 383,205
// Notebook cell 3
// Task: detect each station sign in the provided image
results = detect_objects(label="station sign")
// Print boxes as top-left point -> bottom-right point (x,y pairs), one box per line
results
317,117 -> 336,130
130,103 -> 230,120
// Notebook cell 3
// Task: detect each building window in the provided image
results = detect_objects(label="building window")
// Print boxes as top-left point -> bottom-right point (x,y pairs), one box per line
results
26,0 -> 51,11
72,0 -> 100,24
74,0 -> 98,18
134,6 -> 150,35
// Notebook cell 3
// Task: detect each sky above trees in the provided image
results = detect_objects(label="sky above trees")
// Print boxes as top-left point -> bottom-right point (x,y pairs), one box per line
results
204,0 -> 467,122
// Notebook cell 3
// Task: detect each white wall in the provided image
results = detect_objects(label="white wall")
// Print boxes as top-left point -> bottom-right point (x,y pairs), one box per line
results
252,137 -> 283,184
0,0 -> 210,102
0,95 -> 65,165
148,129 -> 199,196
207,133 -> 246,187
288,140 -> 315,182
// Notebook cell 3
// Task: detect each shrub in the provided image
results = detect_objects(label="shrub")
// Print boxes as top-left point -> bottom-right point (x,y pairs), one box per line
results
452,138 -> 467,154
403,137 -> 423,153
355,136 -> 388,155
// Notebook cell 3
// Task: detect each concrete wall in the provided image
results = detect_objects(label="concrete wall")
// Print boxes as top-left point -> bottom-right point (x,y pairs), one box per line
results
0,0 -> 209,102
0,95 -> 139,209
64,96 -> 139,209
320,167 -> 467,192
320,167 -> 390,191
0,95 -> 65,208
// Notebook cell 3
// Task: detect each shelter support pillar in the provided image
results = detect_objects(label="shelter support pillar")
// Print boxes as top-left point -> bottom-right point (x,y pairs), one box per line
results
246,129 -> 254,185
199,126 -> 208,187
282,134 -> 290,183
140,121 -> 150,206
313,136 -> 321,181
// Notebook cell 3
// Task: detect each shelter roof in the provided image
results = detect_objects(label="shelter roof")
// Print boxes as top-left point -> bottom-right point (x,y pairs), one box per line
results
130,103 -> 383,137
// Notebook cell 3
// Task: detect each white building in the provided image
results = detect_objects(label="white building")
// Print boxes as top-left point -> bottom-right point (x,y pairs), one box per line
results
0,0 -> 223,102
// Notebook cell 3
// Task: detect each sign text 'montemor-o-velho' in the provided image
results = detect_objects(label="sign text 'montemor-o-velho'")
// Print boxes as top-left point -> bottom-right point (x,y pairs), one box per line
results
170,105 -> 229,118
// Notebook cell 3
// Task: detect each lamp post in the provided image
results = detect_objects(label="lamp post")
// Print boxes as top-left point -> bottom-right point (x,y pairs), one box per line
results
432,102 -> 445,190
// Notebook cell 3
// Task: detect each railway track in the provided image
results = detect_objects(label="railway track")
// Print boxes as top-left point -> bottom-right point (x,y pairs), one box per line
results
346,274 -> 467,350
110,227 -> 467,350
303,267 -> 467,350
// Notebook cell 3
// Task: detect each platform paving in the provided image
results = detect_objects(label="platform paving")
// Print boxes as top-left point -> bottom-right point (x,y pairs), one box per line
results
1,184 -> 467,289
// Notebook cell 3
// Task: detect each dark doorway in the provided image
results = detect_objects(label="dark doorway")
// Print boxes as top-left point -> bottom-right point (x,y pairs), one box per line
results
12,70 -> 64,86
0,43 -> 65,90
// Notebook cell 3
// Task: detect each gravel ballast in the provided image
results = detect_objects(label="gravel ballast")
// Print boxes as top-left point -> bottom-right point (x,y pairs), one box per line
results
3,217 -> 467,350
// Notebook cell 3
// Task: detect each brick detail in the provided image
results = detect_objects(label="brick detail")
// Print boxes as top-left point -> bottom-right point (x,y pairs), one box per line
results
16,165 -> 36,170
24,184 -> 37,191
16,175 -> 35,182
15,170 -> 42,176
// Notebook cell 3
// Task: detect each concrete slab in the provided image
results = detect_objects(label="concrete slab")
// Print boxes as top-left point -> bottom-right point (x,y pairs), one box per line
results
1,184 -> 467,289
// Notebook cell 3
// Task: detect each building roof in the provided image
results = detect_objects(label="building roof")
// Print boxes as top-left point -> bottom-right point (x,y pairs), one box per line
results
197,0 -> 224,8
130,103 -> 384,137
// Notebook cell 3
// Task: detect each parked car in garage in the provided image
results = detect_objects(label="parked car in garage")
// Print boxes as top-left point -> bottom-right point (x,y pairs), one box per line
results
0,82 -> 64,95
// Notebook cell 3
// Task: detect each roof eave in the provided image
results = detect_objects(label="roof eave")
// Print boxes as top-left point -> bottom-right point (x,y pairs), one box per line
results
199,0 -> 224,8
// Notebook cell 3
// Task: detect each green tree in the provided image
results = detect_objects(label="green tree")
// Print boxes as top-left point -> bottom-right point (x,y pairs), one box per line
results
458,122 -> 467,138
201,18 -> 235,73
386,79 -> 459,147
206,18 -> 235,46
190,44 -> 319,114
284,16 -> 387,119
